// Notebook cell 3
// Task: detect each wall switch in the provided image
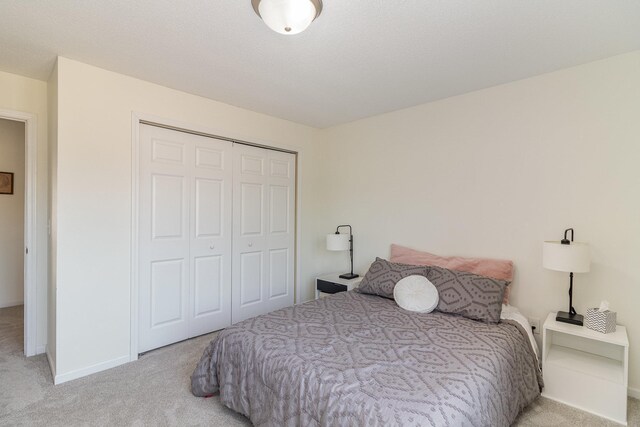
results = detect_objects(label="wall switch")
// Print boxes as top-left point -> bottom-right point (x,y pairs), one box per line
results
528,318 -> 540,335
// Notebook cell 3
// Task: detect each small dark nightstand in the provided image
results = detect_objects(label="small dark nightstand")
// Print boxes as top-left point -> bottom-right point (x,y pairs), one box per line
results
315,273 -> 363,299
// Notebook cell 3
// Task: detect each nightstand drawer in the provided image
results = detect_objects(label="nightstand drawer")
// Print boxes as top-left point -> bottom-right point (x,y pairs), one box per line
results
316,279 -> 348,294
315,273 -> 362,300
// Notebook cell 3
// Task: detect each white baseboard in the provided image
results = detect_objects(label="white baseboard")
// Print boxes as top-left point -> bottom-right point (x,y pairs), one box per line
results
53,355 -> 130,385
628,387 -> 640,399
0,300 -> 24,309
36,344 -> 46,355
45,346 -> 56,381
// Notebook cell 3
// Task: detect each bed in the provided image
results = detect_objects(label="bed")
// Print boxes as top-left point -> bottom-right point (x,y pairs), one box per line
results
191,290 -> 542,426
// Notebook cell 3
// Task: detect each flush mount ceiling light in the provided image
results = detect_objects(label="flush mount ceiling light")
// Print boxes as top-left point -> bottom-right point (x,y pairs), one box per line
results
252,0 -> 323,35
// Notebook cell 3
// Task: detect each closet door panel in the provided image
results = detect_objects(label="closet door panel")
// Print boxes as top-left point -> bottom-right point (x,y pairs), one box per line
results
265,150 -> 295,307
232,145 -> 268,323
139,125 -> 190,353
240,251 -> 264,305
150,259 -> 186,326
240,182 -> 264,236
268,248 -> 289,298
194,178 -> 223,237
232,145 -> 295,323
269,185 -> 289,234
193,255 -> 222,315
152,175 -> 185,239
188,138 -> 233,338
139,125 -> 232,352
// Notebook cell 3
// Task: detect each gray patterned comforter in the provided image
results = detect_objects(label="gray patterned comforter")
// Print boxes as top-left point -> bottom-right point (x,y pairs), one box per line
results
191,291 -> 542,426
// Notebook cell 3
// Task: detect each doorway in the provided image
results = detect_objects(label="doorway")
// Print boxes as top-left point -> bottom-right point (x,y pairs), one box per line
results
0,110 -> 37,357
0,118 -> 25,348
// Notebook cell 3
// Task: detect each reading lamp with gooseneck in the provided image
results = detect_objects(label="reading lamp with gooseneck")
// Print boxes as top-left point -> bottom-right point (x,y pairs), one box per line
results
326,225 -> 359,280
543,228 -> 591,326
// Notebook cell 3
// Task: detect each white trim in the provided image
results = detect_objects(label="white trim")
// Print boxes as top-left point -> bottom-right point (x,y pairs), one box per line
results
628,386 -> 640,399
129,112 -> 141,362
45,346 -> 56,381
0,109 -> 38,357
129,112 -> 305,360
294,151 -> 302,304
0,299 -> 24,309
53,355 -> 130,385
36,344 -> 46,355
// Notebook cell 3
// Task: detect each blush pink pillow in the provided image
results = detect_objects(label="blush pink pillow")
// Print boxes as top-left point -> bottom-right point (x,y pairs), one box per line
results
390,244 -> 514,304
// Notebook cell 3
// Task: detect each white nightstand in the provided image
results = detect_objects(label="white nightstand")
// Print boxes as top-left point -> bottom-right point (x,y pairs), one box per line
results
315,273 -> 363,299
542,312 -> 629,425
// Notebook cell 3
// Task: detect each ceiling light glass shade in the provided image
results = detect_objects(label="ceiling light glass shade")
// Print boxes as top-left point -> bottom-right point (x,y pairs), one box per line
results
252,0 -> 322,35
326,233 -> 349,251
543,241 -> 591,273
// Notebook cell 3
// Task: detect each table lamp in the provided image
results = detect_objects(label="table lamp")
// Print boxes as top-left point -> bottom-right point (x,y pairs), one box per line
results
326,225 -> 358,280
543,228 -> 591,326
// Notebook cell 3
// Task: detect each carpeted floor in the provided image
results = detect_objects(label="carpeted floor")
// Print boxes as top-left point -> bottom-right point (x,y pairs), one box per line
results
1,305 -> 637,426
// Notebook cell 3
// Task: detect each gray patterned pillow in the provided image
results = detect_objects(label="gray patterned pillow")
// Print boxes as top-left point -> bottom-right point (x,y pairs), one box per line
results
427,266 -> 507,323
357,258 -> 430,299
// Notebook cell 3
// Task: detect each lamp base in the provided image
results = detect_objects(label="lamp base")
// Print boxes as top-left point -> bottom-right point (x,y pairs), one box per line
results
556,311 -> 584,326
339,273 -> 359,280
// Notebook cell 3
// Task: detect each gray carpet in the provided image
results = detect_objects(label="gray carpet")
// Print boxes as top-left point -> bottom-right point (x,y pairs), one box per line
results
1,305 -> 637,426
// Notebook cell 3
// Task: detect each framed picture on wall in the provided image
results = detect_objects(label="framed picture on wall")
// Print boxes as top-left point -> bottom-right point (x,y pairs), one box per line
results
0,172 -> 14,195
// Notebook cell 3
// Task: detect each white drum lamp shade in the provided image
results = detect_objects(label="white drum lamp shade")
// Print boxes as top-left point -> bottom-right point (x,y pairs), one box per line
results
543,241 -> 590,273
326,233 -> 349,251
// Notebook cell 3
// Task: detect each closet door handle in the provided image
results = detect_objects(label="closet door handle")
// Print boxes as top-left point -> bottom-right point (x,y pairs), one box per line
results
248,242 -> 253,247
209,245 -> 215,250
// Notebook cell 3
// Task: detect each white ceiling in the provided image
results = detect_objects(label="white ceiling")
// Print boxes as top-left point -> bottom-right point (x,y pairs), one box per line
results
0,1 -> 639,128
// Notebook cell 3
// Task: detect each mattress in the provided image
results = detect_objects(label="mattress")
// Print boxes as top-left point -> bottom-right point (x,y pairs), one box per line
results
191,291 -> 542,426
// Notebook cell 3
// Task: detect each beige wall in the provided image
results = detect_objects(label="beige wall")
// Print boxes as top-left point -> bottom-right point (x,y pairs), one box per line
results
0,119 -> 25,308
0,70 -> 48,353
52,57 -> 325,381
320,51 -> 640,393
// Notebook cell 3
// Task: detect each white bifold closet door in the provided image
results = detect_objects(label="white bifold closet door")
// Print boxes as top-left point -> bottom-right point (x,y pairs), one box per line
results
138,125 -> 296,353
138,124 -> 233,353
232,144 -> 295,323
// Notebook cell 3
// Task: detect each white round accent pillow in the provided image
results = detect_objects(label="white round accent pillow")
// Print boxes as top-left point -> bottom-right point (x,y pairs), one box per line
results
393,275 -> 439,313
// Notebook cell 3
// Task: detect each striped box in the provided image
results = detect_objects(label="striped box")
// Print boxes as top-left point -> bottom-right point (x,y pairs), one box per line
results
585,308 -> 617,334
